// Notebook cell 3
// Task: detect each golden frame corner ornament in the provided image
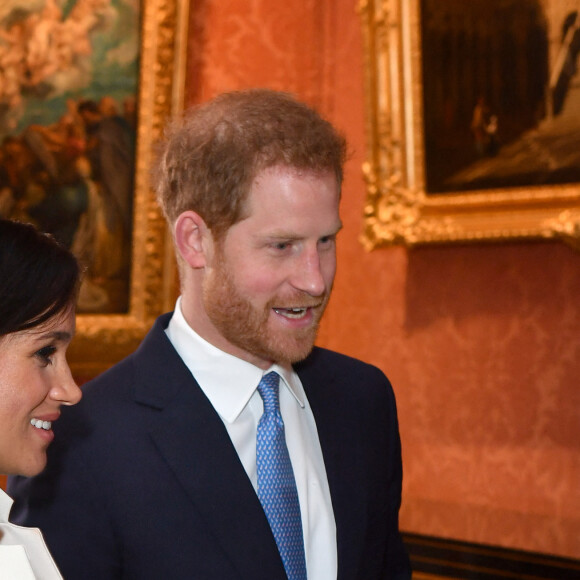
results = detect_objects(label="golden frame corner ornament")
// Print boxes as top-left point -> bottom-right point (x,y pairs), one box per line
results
358,0 -> 580,252
69,0 -> 189,377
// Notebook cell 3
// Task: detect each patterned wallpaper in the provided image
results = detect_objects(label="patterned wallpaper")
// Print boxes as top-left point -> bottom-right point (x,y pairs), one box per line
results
186,0 -> 580,559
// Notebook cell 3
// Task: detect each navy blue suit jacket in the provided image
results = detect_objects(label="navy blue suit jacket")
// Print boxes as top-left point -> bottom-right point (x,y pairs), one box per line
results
9,314 -> 410,579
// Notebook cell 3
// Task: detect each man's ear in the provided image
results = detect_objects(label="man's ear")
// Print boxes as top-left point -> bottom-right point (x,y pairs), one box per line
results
174,211 -> 212,268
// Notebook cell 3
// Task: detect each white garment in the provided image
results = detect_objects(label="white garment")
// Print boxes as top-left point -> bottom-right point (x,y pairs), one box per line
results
0,488 -> 63,579
166,297 -> 338,580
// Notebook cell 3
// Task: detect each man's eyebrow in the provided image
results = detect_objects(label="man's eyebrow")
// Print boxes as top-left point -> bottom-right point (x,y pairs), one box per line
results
260,221 -> 343,240
321,222 -> 343,236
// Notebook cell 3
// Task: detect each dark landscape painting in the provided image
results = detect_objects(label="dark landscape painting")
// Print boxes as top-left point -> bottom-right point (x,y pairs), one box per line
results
420,0 -> 580,194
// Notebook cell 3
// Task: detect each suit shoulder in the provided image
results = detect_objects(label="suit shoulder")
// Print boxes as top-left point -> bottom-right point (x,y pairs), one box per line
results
79,351 -> 137,404
298,348 -> 400,432
297,346 -> 392,387
80,312 -> 174,402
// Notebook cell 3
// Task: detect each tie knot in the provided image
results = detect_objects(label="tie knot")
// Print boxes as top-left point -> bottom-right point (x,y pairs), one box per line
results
257,371 -> 280,414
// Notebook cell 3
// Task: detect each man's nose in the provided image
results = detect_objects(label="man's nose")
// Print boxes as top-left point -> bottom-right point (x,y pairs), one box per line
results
290,249 -> 327,296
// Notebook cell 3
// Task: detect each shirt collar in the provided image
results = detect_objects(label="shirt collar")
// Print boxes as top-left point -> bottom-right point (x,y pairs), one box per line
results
166,298 -> 305,423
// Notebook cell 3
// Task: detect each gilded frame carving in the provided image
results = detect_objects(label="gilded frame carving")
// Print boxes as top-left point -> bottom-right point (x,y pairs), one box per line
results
358,0 -> 580,251
69,0 -> 189,376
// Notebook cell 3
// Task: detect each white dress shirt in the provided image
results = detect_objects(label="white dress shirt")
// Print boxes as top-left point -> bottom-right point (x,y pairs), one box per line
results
166,297 -> 337,580
0,488 -> 63,579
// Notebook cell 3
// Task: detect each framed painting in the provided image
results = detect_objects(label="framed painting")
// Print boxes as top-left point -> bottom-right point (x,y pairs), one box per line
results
359,0 -> 580,250
0,0 -> 189,375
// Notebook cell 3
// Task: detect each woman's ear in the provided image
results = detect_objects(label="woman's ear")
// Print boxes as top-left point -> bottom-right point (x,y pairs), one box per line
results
174,211 -> 212,269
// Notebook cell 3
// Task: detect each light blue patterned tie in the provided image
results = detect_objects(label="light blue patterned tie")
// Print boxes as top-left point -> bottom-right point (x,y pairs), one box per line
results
256,371 -> 307,580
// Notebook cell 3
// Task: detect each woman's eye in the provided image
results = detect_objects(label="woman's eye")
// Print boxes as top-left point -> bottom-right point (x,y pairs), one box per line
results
35,345 -> 57,366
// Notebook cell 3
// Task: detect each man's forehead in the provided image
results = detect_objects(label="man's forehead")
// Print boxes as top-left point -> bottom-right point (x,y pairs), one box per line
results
252,164 -> 338,183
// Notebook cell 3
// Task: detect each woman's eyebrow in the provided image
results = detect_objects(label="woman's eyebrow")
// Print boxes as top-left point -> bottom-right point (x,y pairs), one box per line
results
34,330 -> 74,343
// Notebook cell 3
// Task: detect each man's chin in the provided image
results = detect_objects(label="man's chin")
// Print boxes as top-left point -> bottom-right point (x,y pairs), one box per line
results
267,335 -> 317,366
219,318 -> 319,367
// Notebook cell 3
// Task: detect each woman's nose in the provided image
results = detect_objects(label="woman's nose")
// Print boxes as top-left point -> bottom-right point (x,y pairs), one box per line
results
51,364 -> 82,406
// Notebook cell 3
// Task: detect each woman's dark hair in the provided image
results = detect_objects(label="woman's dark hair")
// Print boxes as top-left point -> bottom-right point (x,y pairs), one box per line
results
0,219 -> 80,337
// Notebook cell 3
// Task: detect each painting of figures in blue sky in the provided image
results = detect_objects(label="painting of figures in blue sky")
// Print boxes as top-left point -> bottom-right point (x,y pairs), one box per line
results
0,0 -> 140,313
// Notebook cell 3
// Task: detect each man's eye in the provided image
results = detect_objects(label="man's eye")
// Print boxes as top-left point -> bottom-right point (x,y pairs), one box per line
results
273,242 -> 291,251
35,345 -> 57,366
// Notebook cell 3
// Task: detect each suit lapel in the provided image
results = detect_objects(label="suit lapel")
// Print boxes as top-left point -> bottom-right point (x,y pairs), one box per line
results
297,348 -> 368,580
131,317 -> 287,579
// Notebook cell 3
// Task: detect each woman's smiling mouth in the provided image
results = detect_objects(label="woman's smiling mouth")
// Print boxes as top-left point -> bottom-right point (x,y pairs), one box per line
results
31,418 -> 52,430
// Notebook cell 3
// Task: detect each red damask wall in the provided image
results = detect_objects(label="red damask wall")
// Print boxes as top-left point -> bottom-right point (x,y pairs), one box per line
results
188,0 -> 580,559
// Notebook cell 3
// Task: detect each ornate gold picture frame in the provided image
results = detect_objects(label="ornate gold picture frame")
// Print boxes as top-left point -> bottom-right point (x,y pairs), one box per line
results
359,0 -> 580,251
69,0 -> 189,376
